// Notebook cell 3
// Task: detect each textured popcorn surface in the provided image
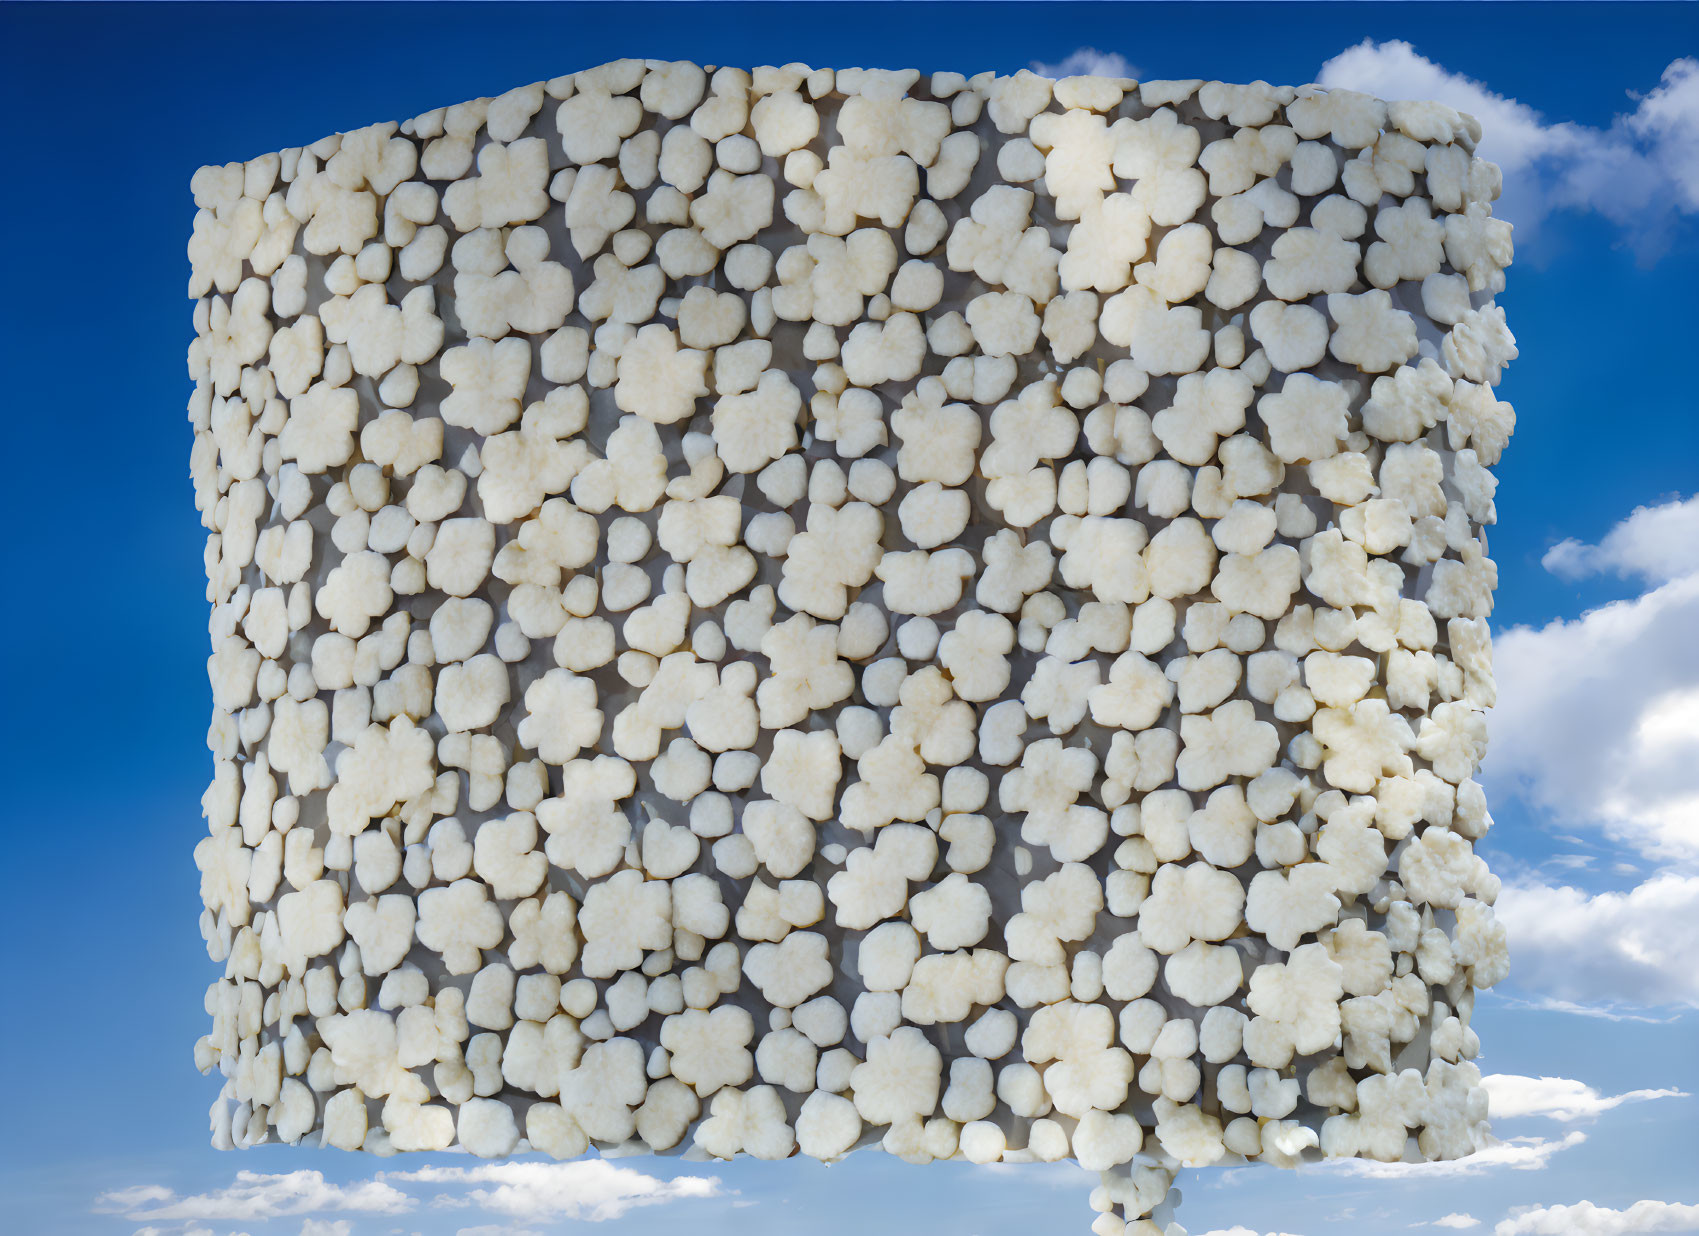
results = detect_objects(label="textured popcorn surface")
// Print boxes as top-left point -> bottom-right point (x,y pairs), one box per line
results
188,60 -> 1517,1233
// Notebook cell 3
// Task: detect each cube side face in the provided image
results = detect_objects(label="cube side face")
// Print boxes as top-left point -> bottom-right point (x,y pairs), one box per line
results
188,63 -> 1513,1227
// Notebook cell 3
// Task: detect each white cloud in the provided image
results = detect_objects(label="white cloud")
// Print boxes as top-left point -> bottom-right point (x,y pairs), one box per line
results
382,1161 -> 721,1222
1542,495 -> 1699,583
1317,41 -> 1699,254
1490,560 -> 1699,862
1483,1073 -> 1688,1122
1195,1229 -> 1307,1236
95,1171 -> 414,1222
1488,493 -> 1699,839
454,1227 -> 541,1236
1633,60 -> 1699,207
1481,494 -> 1699,1007
299,1223 -> 353,1236
1495,1199 -> 1699,1235
1433,1217 -> 1483,1230
1030,47 -> 1139,80
1315,1131 -> 1586,1178
1495,876 -> 1699,1007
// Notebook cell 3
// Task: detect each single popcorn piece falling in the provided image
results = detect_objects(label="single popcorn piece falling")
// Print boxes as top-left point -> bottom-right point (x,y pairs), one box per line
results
187,58 -> 1517,1233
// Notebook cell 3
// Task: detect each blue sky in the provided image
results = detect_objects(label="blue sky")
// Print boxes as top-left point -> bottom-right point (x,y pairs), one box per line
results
1,3 -> 1695,1235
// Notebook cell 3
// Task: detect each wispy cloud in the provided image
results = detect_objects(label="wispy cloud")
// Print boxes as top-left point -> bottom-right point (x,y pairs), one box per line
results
1483,1073 -> 1688,1122
1313,1131 -> 1587,1178
973,1161 -> 1094,1189
99,1162 -> 725,1231
94,1172 -> 414,1223
1494,1198 -> 1699,1235
1030,48 -> 1139,81
381,1161 -> 723,1223
1484,993 -> 1681,1024
1318,41 -> 1699,257
1431,1216 -> 1482,1230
